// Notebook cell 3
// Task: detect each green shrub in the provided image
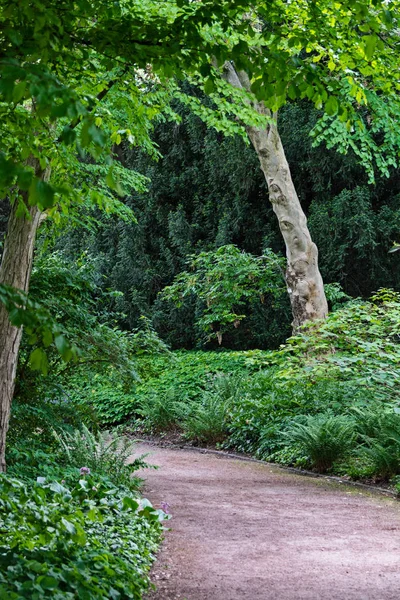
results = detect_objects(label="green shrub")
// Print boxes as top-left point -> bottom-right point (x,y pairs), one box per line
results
65,350 -> 269,426
282,414 -> 356,472
360,441 -> 400,481
224,372 -> 366,456
351,406 -> 400,480
265,290 -> 400,403
183,372 -> 247,444
7,393 -> 98,451
352,405 -> 400,440
184,393 -> 230,445
58,369 -> 138,425
53,425 -> 147,490
0,474 -> 165,599
6,394 -> 99,479
133,350 -> 268,406
137,388 -> 190,432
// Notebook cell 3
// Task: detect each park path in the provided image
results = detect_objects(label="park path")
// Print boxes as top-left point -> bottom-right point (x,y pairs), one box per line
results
130,442 -> 400,600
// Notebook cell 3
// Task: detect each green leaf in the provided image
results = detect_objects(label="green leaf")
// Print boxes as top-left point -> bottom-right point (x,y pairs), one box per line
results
364,35 -> 377,61
55,334 -> 68,355
29,348 -> 48,375
204,78 -> 215,95
122,497 -> 140,511
61,518 -> 76,535
325,96 -> 339,116
42,329 -> 53,348
28,179 -> 55,209
12,81 -> 26,103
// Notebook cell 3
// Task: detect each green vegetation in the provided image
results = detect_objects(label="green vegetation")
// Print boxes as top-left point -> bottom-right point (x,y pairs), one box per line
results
2,0 -> 400,593
2,388 -> 166,599
0,476 -> 163,599
66,290 -> 399,492
0,251 -> 170,598
63,349 -> 269,424
161,245 -> 286,345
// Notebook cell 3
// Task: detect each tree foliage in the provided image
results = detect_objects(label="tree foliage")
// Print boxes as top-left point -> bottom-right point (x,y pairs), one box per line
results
161,245 -> 286,344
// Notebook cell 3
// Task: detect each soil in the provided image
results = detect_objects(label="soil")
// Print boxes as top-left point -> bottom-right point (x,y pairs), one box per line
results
130,442 -> 400,600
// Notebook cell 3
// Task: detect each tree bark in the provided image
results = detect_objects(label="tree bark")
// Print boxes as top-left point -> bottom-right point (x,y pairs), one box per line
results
0,161 -> 44,472
223,63 -> 328,330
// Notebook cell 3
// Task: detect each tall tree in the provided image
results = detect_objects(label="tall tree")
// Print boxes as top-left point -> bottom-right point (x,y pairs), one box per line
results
215,1 -> 400,328
223,65 -> 328,329
1,0 -> 400,470
0,0 -> 276,470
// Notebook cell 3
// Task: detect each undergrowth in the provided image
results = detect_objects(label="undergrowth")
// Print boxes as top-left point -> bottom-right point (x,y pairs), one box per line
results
3,392 -> 166,599
49,291 -> 400,491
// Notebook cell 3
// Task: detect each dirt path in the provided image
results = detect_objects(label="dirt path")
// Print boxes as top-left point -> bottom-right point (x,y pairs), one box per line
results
131,443 -> 400,600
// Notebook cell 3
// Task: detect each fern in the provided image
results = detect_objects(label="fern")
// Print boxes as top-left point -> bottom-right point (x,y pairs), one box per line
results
283,414 -> 356,473
137,388 -> 189,432
184,391 -> 230,444
351,406 -> 400,480
53,425 -> 147,489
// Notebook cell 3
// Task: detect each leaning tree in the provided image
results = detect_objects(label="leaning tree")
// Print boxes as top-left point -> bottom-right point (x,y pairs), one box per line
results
214,2 -> 400,329
1,0 -> 400,470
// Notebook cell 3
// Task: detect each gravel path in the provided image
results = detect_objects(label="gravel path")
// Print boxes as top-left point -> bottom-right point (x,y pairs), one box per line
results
130,442 -> 400,600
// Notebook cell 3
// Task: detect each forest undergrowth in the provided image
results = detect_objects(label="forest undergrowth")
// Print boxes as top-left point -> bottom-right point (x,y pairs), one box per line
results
54,289 -> 400,494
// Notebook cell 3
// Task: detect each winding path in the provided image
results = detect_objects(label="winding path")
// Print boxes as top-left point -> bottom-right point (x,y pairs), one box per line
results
131,443 -> 400,600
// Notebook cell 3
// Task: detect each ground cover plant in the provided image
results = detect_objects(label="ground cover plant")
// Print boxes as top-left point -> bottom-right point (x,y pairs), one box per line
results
0,474 -> 164,599
100,290 -> 400,492
62,349 -> 270,426
2,388 -> 166,599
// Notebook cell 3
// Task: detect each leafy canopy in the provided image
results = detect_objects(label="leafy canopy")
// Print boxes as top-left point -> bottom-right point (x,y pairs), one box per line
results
2,0 -> 400,211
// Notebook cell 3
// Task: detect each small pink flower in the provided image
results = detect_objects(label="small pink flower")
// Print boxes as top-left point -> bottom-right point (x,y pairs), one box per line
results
160,501 -> 170,514
80,466 -> 91,476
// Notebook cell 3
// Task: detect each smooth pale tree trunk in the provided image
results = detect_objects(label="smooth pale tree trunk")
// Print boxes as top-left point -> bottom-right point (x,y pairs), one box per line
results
0,159 -> 44,472
223,63 -> 328,330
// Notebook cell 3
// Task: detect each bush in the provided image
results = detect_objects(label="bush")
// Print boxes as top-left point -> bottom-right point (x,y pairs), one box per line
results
7,393 -> 98,451
137,388 -> 190,433
6,394 -> 99,479
0,474 -> 165,599
64,350 -> 270,426
53,425 -> 147,490
224,372 -> 367,456
265,289 -> 400,404
281,414 -> 356,473
360,441 -> 400,481
351,406 -> 400,480
185,395 -> 229,445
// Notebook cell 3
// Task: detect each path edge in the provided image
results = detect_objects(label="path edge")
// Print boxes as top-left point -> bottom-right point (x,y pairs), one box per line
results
133,437 -> 399,499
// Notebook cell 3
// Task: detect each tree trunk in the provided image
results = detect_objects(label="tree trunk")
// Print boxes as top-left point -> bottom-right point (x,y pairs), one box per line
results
223,63 -> 328,330
0,164 -> 43,472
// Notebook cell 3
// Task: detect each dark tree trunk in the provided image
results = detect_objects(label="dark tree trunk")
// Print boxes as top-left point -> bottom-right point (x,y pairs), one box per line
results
0,161 -> 44,472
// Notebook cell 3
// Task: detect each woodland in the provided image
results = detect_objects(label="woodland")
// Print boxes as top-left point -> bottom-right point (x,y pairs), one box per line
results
1,0 -> 400,598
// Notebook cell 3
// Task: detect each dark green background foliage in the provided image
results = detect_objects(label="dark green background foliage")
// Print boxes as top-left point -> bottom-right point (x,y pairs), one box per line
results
56,100 -> 400,351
